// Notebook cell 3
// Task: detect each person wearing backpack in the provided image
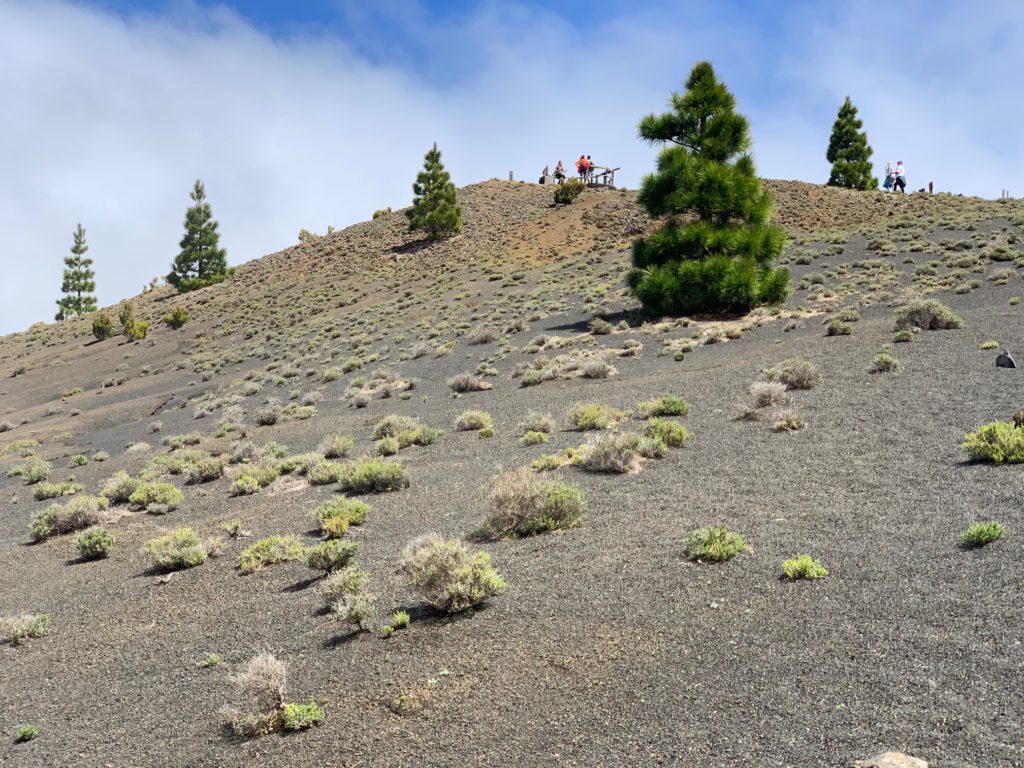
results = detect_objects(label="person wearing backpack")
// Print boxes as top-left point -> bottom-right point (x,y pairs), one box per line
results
576,155 -> 587,180
894,160 -> 907,193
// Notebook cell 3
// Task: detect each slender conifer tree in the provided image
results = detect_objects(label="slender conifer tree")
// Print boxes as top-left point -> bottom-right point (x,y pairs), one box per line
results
168,179 -> 229,292
56,223 -> 97,320
826,97 -> 878,190
407,144 -> 462,241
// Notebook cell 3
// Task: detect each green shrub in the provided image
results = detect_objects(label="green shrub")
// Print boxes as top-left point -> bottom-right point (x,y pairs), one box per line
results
282,702 -> 325,731
455,410 -> 492,431
143,528 -> 215,571
645,418 -> 690,448
376,436 -> 400,456
530,453 -> 565,472
372,415 -> 421,439
400,534 -> 506,613
980,340 -> 999,350
304,539 -> 359,574
893,329 -> 913,343
15,458 -> 50,484
685,526 -> 751,562
518,411 -> 557,435
773,411 -> 805,432
101,471 -> 141,503
312,498 -> 369,536
14,724 -> 38,743
321,565 -> 376,630
29,495 -> 110,541
237,535 -> 305,574
186,456 -> 226,484
33,481 -> 82,501
894,299 -> 964,331
342,456 -> 408,494
2,613 -> 51,646
306,459 -> 347,485
124,320 -> 150,342
75,526 -> 115,560
69,453 -> 88,467
448,372 -> 487,392
478,468 -> 586,538
91,313 -> 115,341
520,430 -> 549,446
869,346 -> 899,373
960,521 -> 1005,548
782,554 -> 828,580
576,432 -> 641,473
834,307 -> 861,323
825,319 -> 852,336
762,358 -> 822,390
319,433 -> 354,459
222,651 -> 289,737
568,402 -> 624,431
961,422 -> 1024,463
553,178 -> 585,205
162,307 -> 190,329
230,475 -> 261,496
129,482 -> 183,513
390,610 -> 410,629
637,395 -> 689,418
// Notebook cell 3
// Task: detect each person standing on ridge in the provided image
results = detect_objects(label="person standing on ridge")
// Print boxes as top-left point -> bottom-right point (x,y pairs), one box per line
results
894,160 -> 907,193
554,160 -> 565,183
883,161 -> 895,191
585,155 -> 595,183
576,155 -> 587,180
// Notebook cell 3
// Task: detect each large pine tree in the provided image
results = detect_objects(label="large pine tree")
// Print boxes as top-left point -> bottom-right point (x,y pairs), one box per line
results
407,143 -> 462,241
55,223 -> 97,320
628,61 -> 789,316
167,179 -> 229,292
826,97 -> 878,190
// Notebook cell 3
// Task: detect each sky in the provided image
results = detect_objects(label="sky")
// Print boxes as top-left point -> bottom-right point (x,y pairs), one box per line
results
2,0 -> 1022,335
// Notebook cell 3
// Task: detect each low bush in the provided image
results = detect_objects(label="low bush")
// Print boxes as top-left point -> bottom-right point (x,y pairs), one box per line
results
773,411 -> 805,432
75,526 -> 114,560
307,459 -> 348,485
1,613 -> 51,645
319,433 -> 354,459
30,495 -> 111,541
637,395 -> 689,419
15,725 -> 38,743
894,299 -> 964,331
645,418 -> 690,448
304,539 -> 359,574
400,534 -> 506,613
376,436 -> 400,456
33,481 -> 82,501
162,307 -> 190,329
143,528 -> 216,571
518,411 -> 557,435
568,402 -> 624,431
448,373 -> 488,393
576,432 -> 645,473
129,482 -> 183,513
222,652 -> 294,737
467,325 -> 500,345
762,358 -> 822,390
101,471 -> 142,503
341,456 -> 409,494
454,410 -> 492,431
255,402 -> 283,426
782,554 -> 828,580
237,535 -> 306,574
186,456 -> 226,484
91,313 -> 115,340
893,329 -> 913,343
749,381 -> 788,409
961,421 -> 1024,463
869,346 -> 899,373
580,359 -> 614,379
530,453 -> 565,472
282,702 -> 325,732
230,475 -> 261,496
980,340 -> 999,350
312,498 -> 369,537
478,468 -> 586,538
825,319 -> 852,336
685,526 -> 751,562
553,178 -> 585,205
960,521 -> 1005,548
124,320 -> 150,342
520,430 -> 549,446
322,564 -> 376,630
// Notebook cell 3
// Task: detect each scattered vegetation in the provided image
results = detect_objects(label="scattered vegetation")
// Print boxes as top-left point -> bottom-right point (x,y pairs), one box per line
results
894,299 -> 964,331
685,526 -> 751,562
129,482 -> 183,514
304,539 -> 359,575
400,534 -> 506,613
782,554 -> 829,580
762,358 -> 822,390
478,468 -> 586,538
961,422 -> 1024,463
74,525 -> 114,560
960,521 -> 1006,548
637,395 -> 689,419
143,528 -> 218,571
568,402 -> 624,430
222,652 -> 323,737
1,613 -> 51,646
237,535 -> 306,574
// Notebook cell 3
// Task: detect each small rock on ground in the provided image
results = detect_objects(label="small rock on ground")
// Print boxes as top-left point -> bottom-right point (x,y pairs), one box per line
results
854,752 -> 928,768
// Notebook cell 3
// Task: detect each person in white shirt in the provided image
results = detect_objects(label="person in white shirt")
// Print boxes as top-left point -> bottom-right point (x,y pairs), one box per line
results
894,161 -> 906,193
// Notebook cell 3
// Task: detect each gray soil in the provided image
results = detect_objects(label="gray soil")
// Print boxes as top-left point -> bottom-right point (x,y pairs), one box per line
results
0,184 -> 1022,768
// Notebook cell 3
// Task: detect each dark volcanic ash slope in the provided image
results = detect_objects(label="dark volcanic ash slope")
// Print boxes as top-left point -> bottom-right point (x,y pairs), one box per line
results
1,181 -> 1023,768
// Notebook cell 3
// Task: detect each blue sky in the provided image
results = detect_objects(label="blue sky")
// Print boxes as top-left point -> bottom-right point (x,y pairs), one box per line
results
2,1 -> 1022,334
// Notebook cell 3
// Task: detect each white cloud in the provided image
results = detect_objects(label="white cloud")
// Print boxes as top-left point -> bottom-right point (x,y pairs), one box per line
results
1,1 -> 1021,334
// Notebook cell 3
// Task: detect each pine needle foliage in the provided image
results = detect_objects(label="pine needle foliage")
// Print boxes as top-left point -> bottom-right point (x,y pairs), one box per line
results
629,61 -> 789,316
407,143 -> 462,241
168,179 -> 230,292
56,223 -> 97,320
826,97 -> 878,190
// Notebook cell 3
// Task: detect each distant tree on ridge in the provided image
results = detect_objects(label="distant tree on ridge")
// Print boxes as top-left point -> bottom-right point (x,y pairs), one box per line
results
826,97 -> 878,190
407,143 -> 462,241
55,223 -> 97,320
167,179 -> 230,292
